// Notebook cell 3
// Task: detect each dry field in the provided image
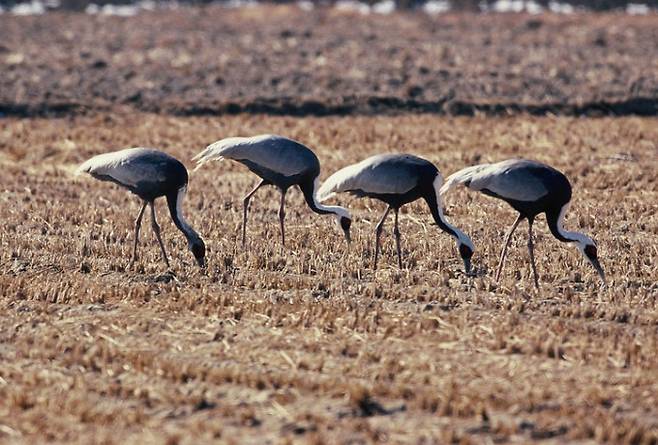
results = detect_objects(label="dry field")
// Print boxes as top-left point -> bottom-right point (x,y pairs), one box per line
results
0,113 -> 656,443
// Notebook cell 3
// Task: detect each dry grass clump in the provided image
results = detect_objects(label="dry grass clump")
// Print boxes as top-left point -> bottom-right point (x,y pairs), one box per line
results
0,113 -> 657,443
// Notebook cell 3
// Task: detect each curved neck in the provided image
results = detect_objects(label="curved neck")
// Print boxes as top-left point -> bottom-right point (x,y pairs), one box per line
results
425,192 -> 459,239
166,187 -> 201,243
547,204 -> 586,244
426,177 -> 469,244
302,178 -> 348,218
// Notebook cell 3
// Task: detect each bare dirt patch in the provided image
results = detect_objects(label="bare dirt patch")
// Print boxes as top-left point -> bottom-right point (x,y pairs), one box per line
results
1,6 -> 657,116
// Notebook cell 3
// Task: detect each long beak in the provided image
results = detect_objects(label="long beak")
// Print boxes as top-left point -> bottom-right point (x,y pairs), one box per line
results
590,257 -> 605,284
463,257 -> 472,276
343,228 -> 352,245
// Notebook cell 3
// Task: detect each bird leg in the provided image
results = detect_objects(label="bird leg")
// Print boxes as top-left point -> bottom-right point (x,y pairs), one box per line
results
394,208 -> 402,269
128,201 -> 148,268
150,201 -> 170,268
527,218 -> 540,289
373,206 -> 391,270
278,190 -> 286,246
495,214 -> 524,282
242,179 -> 266,246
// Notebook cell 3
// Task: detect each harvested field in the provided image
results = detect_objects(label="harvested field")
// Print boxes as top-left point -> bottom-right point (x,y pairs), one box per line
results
1,113 -> 657,443
1,6 -> 658,116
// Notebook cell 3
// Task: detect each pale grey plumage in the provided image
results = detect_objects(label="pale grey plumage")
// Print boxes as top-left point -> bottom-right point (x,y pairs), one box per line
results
318,154 -> 425,200
440,159 -> 550,202
440,158 -> 604,287
193,134 -> 319,178
319,153 -> 474,272
77,147 -> 206,268
193,134 -> 352,246
76,147 -> 170,190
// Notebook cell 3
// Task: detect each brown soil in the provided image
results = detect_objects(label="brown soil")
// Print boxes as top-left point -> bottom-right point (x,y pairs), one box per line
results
1,113 -> 657,443
1,6 -> 657,117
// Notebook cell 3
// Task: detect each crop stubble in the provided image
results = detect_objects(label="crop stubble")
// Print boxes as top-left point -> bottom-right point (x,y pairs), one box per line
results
0,113 -> 657,443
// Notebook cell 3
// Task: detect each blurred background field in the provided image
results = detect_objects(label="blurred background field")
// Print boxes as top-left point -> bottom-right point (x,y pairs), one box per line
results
1,0 -> 657,12
1,4 -> 657,117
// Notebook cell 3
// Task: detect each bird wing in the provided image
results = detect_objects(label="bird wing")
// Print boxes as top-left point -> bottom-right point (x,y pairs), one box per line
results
440,159 -> 549,202
76,148 -> 169,188
193,134 -> 317,177
318,154 -> 420,201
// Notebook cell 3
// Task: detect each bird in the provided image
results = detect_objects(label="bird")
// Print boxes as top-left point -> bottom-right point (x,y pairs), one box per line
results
440,158 -> 604,287
317,153 -> 475,272
193,134 -> 352,246
76,148 -> 206,268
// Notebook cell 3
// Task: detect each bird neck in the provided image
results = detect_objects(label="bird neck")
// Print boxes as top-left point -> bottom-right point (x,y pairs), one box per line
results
547,203 -> 590,245
427,176 -> 473,248
167,187 -> 202,244
302,178 -> 350,219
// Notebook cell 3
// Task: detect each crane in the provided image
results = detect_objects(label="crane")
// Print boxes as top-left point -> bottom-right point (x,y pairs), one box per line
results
440,158 -> 605,287
77,148 -> 206,268
193,134 -> 352,246
318,153 -> 474,272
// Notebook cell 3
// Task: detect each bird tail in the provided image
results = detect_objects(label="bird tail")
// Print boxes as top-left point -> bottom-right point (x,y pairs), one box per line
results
440,164 -> 490,195
316,180 -> 336,202
75,154 -> 104,176
317,166 -> 353,202
192,141 -> 229,171
75,162 -> 90,176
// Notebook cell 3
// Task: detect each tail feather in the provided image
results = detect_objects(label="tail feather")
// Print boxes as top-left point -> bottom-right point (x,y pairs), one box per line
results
317,179 -> 337,202
440,164 -> 490,195
192,141 -> 231,171
75,152 -> 117,176
75,161 -> 91,176
317,164 -> 360,202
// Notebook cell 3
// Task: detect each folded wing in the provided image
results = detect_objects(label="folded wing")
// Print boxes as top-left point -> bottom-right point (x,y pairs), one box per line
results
193,134 -> 318,177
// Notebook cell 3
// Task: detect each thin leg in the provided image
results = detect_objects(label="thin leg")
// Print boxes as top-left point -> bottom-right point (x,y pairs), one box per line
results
394,208 -> 402,269
150,201 -> 170,268
495,214 -> 524,282
527,218 -> 540,289
242,179 -> 267,246
278,190 -> 286,246
373,206 -> 391,270
129,201 -> 148,267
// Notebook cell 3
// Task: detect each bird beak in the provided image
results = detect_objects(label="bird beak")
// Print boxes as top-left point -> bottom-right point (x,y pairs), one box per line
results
343,228 -> 352,245
589,256 -> 605,284
462,257 -> 472,275
196,257 -> 206,269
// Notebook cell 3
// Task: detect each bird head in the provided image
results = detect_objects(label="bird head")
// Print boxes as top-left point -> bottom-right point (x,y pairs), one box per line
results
454,229 -> 475,275
575,236 -> 605,283
189,238 -> 206,268
332,207 -> 352,244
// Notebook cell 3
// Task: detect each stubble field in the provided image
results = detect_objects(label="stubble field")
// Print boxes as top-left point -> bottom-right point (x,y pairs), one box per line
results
0,113 -> 657,443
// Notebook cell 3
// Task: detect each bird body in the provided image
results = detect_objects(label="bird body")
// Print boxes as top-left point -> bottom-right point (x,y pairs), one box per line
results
319,153 -> 474,271
194,134 -> 321,188
194,135 -> 351,246
77,148 -> 188,201
318,154 -> 436,207
77,148 -> 205,268
440,159 -> 571,218
441,158 -> 604,286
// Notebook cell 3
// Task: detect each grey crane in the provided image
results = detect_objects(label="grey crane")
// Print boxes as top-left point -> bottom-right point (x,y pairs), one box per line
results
440,158 -> 604,287
317,153 -> 475,272
76,148 -> 206,268
193,134 -> 352,246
